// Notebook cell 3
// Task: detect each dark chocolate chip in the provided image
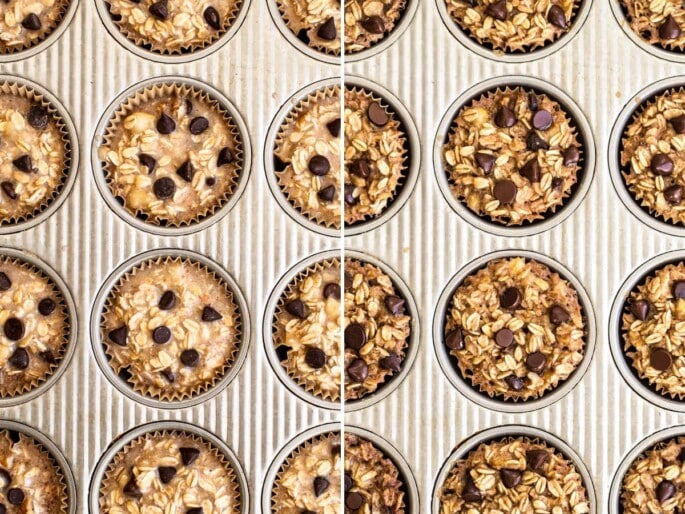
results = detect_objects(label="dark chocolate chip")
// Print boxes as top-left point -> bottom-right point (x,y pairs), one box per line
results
367,102 -> 389,126
285,299 -> 307,319
528,92 -> 539,111
551,177 -> 564,190
485,0 -> 507,20
205,177 -> 216,187
313,476 -> 330,497
217,147 -> 234,166
160,368 -> 175,382
326,118 -> 341,138
361,15 -> 385,33
526,351 -> 547,374
158,466 -> 176,484
318,185 -> 336,202
158,290 -> 177,310
650,348 -> 672,371
379,354 -> 402,372
138,153 -> 156,174
344,184 -> 357,205
0,272 -> 10,291
656,480 -> 677,503
675,281 -> 685,299
38,350 -> 56,364
108,325 -> 128,346
660,14 -> 681,39
8,348 -> 28,370
12,155 -> 33,173
347,358 -> 368,382
549,305 -> 570,324
350,158 -> 372,178
500,287 -> 522,309
384,295 -> 405,315
180,447 -> 200,466
27,105 -> 48,130
189,117 -> 209,135
526,131 -> 549,151
462,473 -> 482,502
504,374 -> 524,391
201,305 -> 222,321
21,13 -> 41,30
203,6 -> 221,29
344,473 -> 353,492
38,297 -> 56,316
493,179 -> 517,204
180,349 -> 200,367
445,328 -> 464,350
123,477 -> 142,498
519,159 -> 541,182
532,109 -> 553,130
149,0 -> 168,19
475,152 -> 496,174
153,177 -> 176,200
672,115 -> 685,134
152,325 -> 171,344
185,99 -> 193,115
186,509 -> 203,514
156,113 -> 176,134
500,468 -> 522,488
651,153 -> 674,176
1,182 -> 16,200
317,17 -> 337,40
494,105 -> 516,127
665,184 -> 683,204
309,155 -> 330,176
323,283 -> 341,299
547,4 -> 567,28
305,347 -> 326,369
7,488 -> 24,505
4,318 -> 24,341
346,491 -> 364,510
527,449 -> 548,472
345,323 -> 366,350
630,299 -> 650,321
494,328 -> 515,349
176,160 -> 195,183
563,146 -> 580,166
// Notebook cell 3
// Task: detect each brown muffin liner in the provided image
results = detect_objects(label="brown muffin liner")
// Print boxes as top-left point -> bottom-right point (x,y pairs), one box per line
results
274,1 -> 341,56
445,86 -> 583,226
99,429 -> 241,513
0,80 -> 72,226
105,0 -> 243,55
344,85 -> 409,226
100,82 -> 244,228
0,0 -> 71,55
274,85 -> 342,230
100,255 -> 242,402
0,255 -> 71,399
271,431 -> 341,512
272,258 -> 342,403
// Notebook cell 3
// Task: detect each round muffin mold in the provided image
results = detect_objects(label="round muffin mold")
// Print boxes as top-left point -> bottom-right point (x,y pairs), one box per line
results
0,247 -> 78,408
345,249 -> 420,412
608,249 -> 685,412
89,420 -> 249,514
89,248 -> 250,409
93,0 -> 250,63
91,75 -> 251,236
434,75 -> 595,237
433,249 -> 597,413
434,0 -> 591,62
432,424 -> 597,514
608,76 -> 685,236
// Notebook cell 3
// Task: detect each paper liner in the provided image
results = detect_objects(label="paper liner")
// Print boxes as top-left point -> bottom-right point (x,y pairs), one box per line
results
100,81 -> 244,228
272,257 -> 342,403
0,255 -> 71,399
344,85 -> 409,227
271,431 -> 341,512
100,255 -> 243,402
443,85 -> 584,227
274,0 -> 341,56
0,80 -> 72,226
99,429 -> 241,514
274,84 -> 342,230
344,0 -> 407,53
0,0 -> 71,55
105,0 -> 243,55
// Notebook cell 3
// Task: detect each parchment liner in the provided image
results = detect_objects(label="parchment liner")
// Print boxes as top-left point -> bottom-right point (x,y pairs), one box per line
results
433,249 -> 597,413
434,75 -> 596,237
91,76 -> 251,236
90,248 -> 250,409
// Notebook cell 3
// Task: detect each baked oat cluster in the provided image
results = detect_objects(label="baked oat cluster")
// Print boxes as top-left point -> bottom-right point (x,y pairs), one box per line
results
439,437 -> 590,514
344,433 -> 405,514
344,258 -> 410,401
273,259 -> 342,402
0,429 -> 69,514
621,89 -> 685,226
444,257 -> 586,401
272,432 -> 341,514
445,0 -> 577,53
0,256 -> 70,398
443,87 -> 582,226
621,0 -> 685,50
622,262 -> 685,399
276,0 -> 341,54
344,0 -> 407,53
274,85 -> 342,229
344,87 -> 407,226
106,0 -> 242,54
101,256 -> 241,401
99,84 -> 242,228
99,430 -> 240,514
0,0 -> 69,53
621,436 -> 685,513
0,91 -> 69,225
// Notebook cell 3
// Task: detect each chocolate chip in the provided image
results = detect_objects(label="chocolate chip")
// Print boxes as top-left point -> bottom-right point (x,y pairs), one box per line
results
679,446 -> 685,462
203,6 -> 221,29
475,152 -> 496,174
527,449 -> 548,472
189,117 -> 209,135
217,147 -> 234,166
563,146 -> 580,166
526,131 -> 549,151
327,118 -> 341,137
4,318 -> 24,341
384,295 -> 405,315
672,115 -> 685,134
350,158 -> 371,178
149,0 -> 168,19
0,273 -> 10,291
665,184 -> 683,204
313,476 -> 330,496
675,281 -> 685,299
285,299 -> 307,319
27,105 -> 48,129
660,14 -> 681,39
493,179 -> 517,204
379,354 -> 402,372
494,105 -> 516,127
656,480 -> 677,503
180,349 -> 200,367
495,328 -> 515,348
123,477 -> 142,498
446,328 -> 464,350
108,326 -> 128,346
309,155 -> 330,176
156,113 -> 175,134
175,160 -> 195,183
651,153 -> 674,176
462,473 -> 482,502
551,177 -> 564,190
305,347 -> 326,369
317,17 -> 336,40
1,182 -> 16,200
21,13 -> 41,30
158,466 -> 176,484
344,473 -> 353,492
361,15 -> 385,33
485,0 -> 507,20
526,351 -> 547,374
38,297 -> 56,316
7,488 -> 24,505
650,348 -> 672,371
347,358 -> 368,382
201,305 -> 222,321
318,185 -> 336,202
519,159 -> 541,182
547,4 -> 567,28
160,368 -> 175,382
532,109 -> 553,130
528,92 -> 539,111
153,177 -> 176,199
38,350 -> 56,364
8,348 -> 28,370
549,304 -> 570,324
159,290 -> 177,310
185,98 -> 193,114
205,177 -> 216,187
344,184 -> 357,205
500,468 -> 522,488
323,283 -> 340,299
12,155 -> 33,173
504,374 -> 524,390
138,153 -> 156,173
180,447 -> 200,466
186,509 -> 203,514
345,323 -> 366,350
152,326 -> 171,344
346,491 -> 365,510
500,287 -> 522,309
367,102 -> 389,126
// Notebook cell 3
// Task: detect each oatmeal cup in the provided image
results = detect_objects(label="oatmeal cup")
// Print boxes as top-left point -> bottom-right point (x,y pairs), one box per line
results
433,250 -> 596,412
435,77 -> 595,237
91,249 -> 249,408
93,77 -> 250,235
266,250 -> 342,409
